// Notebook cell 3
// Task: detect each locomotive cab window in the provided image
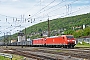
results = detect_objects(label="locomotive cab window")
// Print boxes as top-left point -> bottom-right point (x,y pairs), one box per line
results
66,36 -> 74,39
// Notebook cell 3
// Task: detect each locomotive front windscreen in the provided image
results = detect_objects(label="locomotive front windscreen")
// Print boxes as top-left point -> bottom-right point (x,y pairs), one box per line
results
66,36 -> 74,39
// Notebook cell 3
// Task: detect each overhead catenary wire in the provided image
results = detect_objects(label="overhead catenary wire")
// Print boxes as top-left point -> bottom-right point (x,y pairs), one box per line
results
33,4 -> 90,25
27,4 -> 90,27
46,4 -> 90,19
30,0 -> 90,22
26,0 -> 68,22
29,0 -> 76,20
34,0 -> 67,17
46,0 -> 78,15
0,14 -> 20,19
22,0 -> 43,15
0,0 -> 64,22
0,0 -> 42,22
0,0 -> 46,27
27,0 -> 56,20
33,0 -> 78,20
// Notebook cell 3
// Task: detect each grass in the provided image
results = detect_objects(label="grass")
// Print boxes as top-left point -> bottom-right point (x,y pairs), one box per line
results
55,50 -> 62,52
12,55 -> 24,60
0,56 -> 10,60
0,54 -> 24,60
75,42 -> 90,48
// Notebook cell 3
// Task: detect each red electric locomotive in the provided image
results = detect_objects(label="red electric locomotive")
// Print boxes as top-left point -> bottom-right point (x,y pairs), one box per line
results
33,38 -> 45,47
45,35 -> 76,48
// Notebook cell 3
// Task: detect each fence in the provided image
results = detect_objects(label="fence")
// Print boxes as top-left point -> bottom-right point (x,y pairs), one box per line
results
76,38 -> 90,44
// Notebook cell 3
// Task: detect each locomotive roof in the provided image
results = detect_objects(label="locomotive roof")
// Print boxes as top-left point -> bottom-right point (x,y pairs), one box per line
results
33,38 -> 44,40
61,35 -> 73,36
46,36 -> 60,38
80,36 -> 90,38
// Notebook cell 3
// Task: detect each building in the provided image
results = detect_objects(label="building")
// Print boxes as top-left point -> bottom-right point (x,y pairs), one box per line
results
18,31 -> 25,42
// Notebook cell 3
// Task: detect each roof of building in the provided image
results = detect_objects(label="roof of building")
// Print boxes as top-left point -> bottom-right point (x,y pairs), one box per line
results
80,36 -> 90,38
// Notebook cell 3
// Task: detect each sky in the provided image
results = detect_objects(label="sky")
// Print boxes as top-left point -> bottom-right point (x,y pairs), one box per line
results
0,0 -> 90,36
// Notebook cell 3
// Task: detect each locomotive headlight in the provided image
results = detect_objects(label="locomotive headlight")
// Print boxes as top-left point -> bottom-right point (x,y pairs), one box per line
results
67,40 -> 70,42
72,40 -> 75,41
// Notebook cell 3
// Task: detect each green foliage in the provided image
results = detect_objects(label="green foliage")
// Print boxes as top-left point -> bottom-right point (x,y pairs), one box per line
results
0,55 -> 24,60
25,13 -> 90,35
0,56 -> 10,60
83,27 -> 90,36
64,30 -> 75,35
10,33 -> 18,40
64,27 -> 90,38
73,29 -> 84,38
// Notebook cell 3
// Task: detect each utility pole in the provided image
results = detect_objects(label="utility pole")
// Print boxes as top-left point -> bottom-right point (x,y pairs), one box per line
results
6,32 -> 8,48
4,33 -> 5,46
25,28 -> 27,41
48,17 -> 50,37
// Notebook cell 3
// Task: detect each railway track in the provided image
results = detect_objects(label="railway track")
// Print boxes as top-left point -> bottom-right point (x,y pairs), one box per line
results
2,48 -> 61,60
1,46 -> 90,60
37,48 -> 90,59
3,49 -> 58,60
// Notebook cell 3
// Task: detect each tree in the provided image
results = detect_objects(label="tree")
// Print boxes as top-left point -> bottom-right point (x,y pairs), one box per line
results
73,29 -> 83,38
64,30 -> 75,35
83,27 -> 90,36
